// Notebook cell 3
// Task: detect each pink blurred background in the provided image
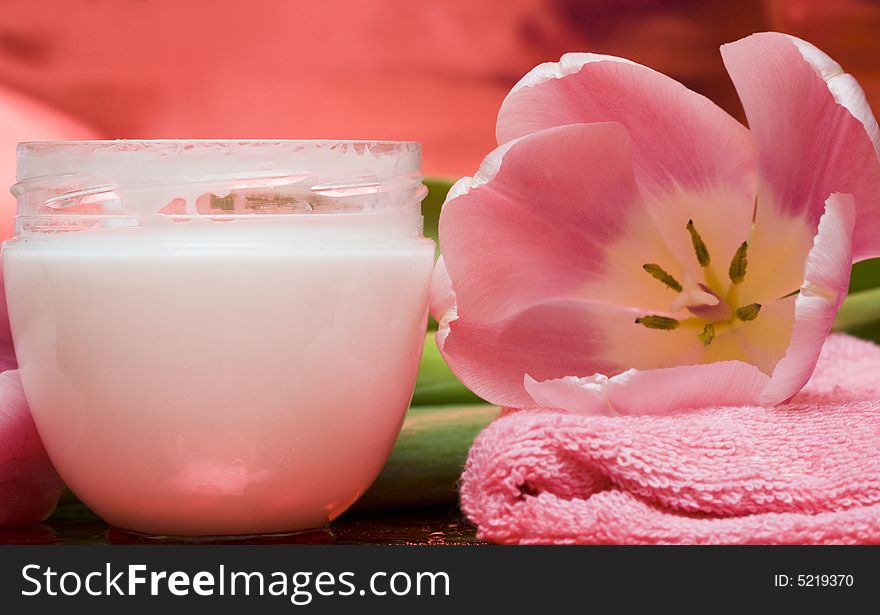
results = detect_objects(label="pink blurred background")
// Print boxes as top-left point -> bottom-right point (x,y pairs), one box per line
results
1,0 -> 879,238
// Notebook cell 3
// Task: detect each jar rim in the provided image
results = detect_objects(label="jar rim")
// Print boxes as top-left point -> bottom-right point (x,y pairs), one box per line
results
15,139 -> 422,184
18,138 -> 420,150
12,139 -> 425,234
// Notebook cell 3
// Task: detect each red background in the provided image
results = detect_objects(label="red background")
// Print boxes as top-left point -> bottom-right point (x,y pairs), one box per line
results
0,0 -> 877,188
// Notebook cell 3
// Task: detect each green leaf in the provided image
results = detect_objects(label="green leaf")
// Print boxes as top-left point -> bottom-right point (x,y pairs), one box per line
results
355,404 -> 499,510
849,258 -> 880,293
422,177 -> 454,259
411,333 -> 483,406
834,286 -> 880,343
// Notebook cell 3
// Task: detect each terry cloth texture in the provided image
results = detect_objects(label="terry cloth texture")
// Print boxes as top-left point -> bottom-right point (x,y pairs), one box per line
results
460,334 -> 880,544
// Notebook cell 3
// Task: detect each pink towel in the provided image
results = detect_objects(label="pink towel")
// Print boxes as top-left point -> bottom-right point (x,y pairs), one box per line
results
460,333 -> 880,544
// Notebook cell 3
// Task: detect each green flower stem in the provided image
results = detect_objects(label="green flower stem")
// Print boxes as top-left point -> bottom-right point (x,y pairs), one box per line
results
355,404 -> 499,511
411,333 -> 483,406
833,286 -> 880,333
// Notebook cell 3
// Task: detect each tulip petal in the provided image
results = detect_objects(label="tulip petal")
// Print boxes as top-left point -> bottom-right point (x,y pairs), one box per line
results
440,300 -> 624,408
0,263 -> 17,372
429,256 -> 454,322
429,255 -> 457,349
523,373 -> 607,414
525,360 -> 769,416
733,198 -> 815,308
721,32 -> 880,261
496,53 -> 755,195
719,294 -> 797,377
0,370 -> 64,526
496,52 -> 759,277
440,122 -> 690,322
441,297 -> 716,408
760,193 -> 856,404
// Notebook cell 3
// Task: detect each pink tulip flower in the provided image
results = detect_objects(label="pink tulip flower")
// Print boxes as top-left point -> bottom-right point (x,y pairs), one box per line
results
432,32 -> 880,415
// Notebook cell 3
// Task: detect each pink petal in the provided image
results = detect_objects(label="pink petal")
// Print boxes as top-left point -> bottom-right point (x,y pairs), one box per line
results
496,53 -> 756,198
435,122 -> 758,407
0,263 -> 17,372
429,256 -> 455,323
760,193 -> 856,404
524,373 -> 607,414
495,52 -> 758,277
0,370 -> 64,526
429,256 -> 456,350
440,122 -> 656,322
721,32 -> 880,261
525,360 -> 769,416
440,300 -> 623,408
440,121 -> 701,327
440,295 -> 719,408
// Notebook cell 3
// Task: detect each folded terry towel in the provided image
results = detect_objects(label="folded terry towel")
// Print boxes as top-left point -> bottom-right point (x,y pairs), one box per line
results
460,334 -> 880,544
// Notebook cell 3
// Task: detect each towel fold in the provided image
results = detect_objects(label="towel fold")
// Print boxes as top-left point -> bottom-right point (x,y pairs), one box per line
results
459,334 -> 880,544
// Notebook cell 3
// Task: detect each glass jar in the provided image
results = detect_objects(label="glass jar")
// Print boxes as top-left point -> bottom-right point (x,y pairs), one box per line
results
4,140 -> 435,536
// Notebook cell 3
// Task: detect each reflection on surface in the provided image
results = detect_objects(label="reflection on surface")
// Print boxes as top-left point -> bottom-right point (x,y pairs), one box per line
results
0,501 -> 485,546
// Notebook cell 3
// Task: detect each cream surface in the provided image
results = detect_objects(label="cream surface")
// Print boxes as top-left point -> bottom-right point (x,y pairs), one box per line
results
4,224 -> 434,535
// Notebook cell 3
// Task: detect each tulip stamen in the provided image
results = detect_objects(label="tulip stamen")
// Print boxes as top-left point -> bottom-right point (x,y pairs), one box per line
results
736,303 -> 762,321
699,323 -> 716,346
729,241 -> 749,284
635,315 -> 680,330
643,263 -> 683,292
636,219 -> 762,345
686,219 -> 711,267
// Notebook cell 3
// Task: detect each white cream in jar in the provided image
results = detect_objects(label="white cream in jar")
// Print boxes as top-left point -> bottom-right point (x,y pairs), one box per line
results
3,140 -> 435,536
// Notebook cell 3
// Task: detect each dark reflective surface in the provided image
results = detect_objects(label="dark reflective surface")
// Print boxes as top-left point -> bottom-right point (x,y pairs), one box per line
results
0,501 -> 485,546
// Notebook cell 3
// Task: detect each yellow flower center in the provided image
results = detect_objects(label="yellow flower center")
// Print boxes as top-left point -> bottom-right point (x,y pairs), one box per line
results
635,218 -> 766,346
